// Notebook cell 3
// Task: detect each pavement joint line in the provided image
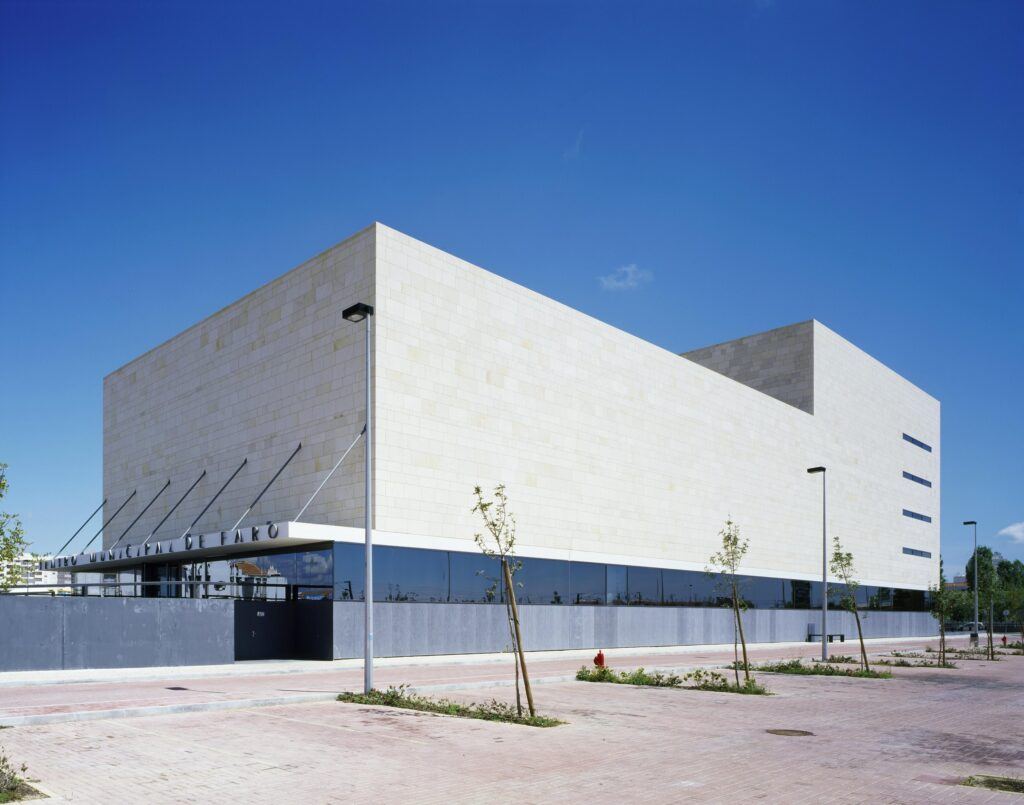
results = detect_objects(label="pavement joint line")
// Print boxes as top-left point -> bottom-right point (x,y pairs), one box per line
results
0,691 -> 340,727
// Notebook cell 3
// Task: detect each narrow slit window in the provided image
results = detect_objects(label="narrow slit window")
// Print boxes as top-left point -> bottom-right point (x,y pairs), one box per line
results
902,433 -> 932,452
902,471 -> 932,488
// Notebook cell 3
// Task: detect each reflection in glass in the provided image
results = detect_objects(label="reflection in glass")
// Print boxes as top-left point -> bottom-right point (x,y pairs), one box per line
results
663,569 -> 717,606
374,546 -> 448,602
333,542 -> 365,601
606,565 -> 628,605
570,562 -> 605,605
295,548 -> 333,600
450,552 -> 502,603
627,566 -> 661,605
64,542 -> 933,612
516,558 -> 570,604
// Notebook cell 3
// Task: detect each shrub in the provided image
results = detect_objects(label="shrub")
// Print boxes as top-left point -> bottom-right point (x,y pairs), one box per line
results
0,748 -> 27,798
576,665 -> 682,687
814,654 -> 857,664
576,665 -> 769,694
682,668 -> 770,695
338,685 -> 562,727
875,658 -> 957,669
750,659 -> 891,679
962,775 -> 1024,794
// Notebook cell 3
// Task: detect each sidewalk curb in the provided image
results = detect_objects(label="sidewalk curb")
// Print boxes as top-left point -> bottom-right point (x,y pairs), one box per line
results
0,635 -> 943,688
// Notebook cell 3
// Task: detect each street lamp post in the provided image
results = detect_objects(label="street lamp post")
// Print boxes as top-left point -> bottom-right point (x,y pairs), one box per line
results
343,302 -> 375,693
808,466 -> 827,661
963,520 -> 978,647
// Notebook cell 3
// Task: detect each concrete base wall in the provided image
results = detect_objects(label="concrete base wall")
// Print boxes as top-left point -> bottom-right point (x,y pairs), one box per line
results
0,598 -> 937,671
332,602 -> 938,659
0,597 -> 234,671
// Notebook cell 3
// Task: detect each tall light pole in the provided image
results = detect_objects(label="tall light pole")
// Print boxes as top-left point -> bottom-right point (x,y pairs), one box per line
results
343,302 -> 375,693
963,520 -> 978,646
808,466 -> 827,661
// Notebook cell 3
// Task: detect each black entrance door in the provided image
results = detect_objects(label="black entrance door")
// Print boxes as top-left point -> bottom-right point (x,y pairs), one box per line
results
234,601 -> 333,661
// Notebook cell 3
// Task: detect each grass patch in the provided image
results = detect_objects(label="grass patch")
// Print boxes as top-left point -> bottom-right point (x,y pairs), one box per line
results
812,655 -> 857,664
747,660 -> 891,679
875,658 -> 957,669
0,781 -> 44,803
575,665 -> 770,695
961,774 -> 1024,794
337,685 -> 563,728
947,652 -> 1000,662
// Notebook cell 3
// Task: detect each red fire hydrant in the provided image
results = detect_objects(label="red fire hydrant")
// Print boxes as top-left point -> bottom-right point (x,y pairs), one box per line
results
594,650 -> 606,668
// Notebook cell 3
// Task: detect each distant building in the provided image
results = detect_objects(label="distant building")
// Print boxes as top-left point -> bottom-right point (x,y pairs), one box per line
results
2,554 -> 72,594
945,575 -> 969,591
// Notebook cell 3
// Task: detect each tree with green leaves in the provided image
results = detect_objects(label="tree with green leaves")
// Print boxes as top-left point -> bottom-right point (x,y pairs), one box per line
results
996,558 -> 1024,648
708,518 -> 751,685
965,546 -> 1003,658
472,484 -> 534,718
829,536 -> 869,672
0,464 -> 30,593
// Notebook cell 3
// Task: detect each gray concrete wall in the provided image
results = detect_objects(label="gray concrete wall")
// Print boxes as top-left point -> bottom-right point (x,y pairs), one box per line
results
332,602 -> 938,659
0,597 -> 234,671
682,320 -> 815,413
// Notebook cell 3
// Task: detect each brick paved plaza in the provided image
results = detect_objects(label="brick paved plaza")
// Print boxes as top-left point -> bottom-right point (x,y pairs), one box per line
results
1,637 -> 1022,803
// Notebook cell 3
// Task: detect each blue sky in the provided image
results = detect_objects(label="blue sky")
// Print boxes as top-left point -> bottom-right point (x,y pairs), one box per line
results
1,1 -> 1021,577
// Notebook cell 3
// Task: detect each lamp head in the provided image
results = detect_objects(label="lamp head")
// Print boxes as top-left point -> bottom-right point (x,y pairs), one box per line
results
807,466 -> 826,474
342,302 -> 374,322
963,520 -> 977,526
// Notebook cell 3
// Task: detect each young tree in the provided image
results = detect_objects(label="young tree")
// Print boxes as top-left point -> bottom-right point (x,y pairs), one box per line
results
0,464 -> 29,593
708,519 -> 751,684
929,558 -> 952,666
472,484 -> 535,718
829,536 -> 869,671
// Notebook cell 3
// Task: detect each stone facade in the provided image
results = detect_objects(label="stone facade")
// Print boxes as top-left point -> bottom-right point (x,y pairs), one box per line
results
103,226 -> 375,547
102,223 -> 940,592
682,320 -> 815,413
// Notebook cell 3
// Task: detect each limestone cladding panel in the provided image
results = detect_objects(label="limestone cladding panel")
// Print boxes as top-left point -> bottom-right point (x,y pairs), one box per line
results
811,322 -> 940,590
102,226 -> 376,547
371,225 -> 939,590
682,320 -> 815,414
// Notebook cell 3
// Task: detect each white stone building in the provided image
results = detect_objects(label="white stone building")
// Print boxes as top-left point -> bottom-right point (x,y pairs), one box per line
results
102,223 -> 939,592
23,223 -> 939,668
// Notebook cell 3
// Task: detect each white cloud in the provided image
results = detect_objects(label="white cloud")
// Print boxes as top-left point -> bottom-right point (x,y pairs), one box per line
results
997,522 -> 1024,543
599,264 -> 652,291
563,128 -> 584,161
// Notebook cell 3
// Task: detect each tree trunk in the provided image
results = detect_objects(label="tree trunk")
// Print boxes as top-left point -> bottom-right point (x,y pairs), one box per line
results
503,559 -> 535,717
938,618 -> 946,666
502,594 -> 522,717
732,579 -> 750,683
732,607 -> 740,687
987,598 -> 995,661
853,607 -> 869,672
